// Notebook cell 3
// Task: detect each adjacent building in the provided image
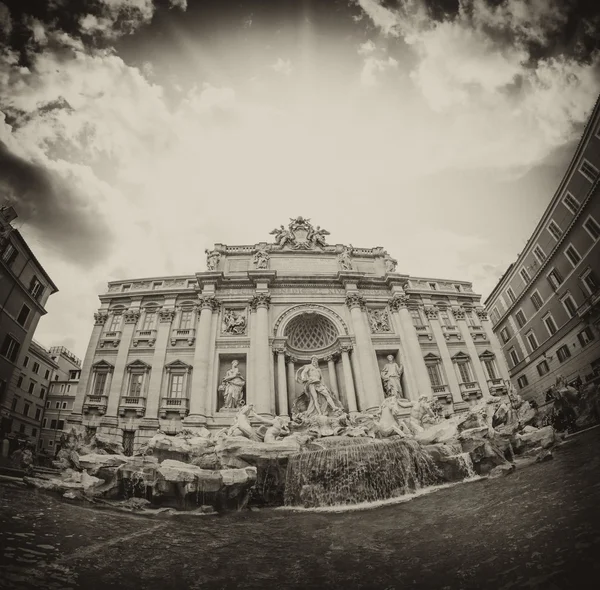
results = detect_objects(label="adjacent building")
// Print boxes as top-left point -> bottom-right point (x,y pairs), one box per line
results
69,217 -> 511,454
39,346 -> 81,454
0,206 -> 58,447
484,96 -> 600,404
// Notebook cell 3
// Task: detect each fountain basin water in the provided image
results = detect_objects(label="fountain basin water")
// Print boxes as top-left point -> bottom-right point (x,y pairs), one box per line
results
284,438 -> 441,508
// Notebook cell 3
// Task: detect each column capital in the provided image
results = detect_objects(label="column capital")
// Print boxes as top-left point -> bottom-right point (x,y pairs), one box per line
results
250,293 -> 271,310
345,292 -> 365,310
451,306 -> 465,321
199,295 -> 220,311
285,353 -> 297,364
94,311 -> 108,325
476,309 -> 488,321
123,309 -> 141,324
158,308 -> 176,323
273,344 -> 286,355
424,306 -> 438,320
324,353 -> 339,362
389,294 -> 410,311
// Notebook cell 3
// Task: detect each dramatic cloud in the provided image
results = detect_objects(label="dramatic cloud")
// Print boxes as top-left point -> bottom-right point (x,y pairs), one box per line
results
356,0 -> 600,163
0,139 -> 114,265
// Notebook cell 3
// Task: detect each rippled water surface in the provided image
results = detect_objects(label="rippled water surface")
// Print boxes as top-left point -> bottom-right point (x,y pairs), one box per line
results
1,428 -> 600,590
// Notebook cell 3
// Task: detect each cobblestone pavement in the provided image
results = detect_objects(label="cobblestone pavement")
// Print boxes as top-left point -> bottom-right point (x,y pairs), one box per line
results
1,428 -> 599,590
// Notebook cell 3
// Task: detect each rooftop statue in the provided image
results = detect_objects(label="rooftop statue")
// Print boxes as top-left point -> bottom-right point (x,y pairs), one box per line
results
338,245 -> 354,270
205,248 -> 221,271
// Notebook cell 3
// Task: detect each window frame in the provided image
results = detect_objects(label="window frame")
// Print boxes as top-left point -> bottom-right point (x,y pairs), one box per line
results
577,326 -> 595,347
542,312 -> 558,337
580,267 -> 598,296
506,287 -> 516,303
1,335 -> 20,363
547,220 -> 563,241
508,347 -> 520,367
519,267 -> 531,283
515,309 -> 527,329
560,292 -> 578,319
533,245 -> 546,264
16,304 -> 30,327
537,359 -> 550,376
517,375 -> 529,389
546,267 -> 563,291
556,344 -> 572,363
564,243 -> 582,268
579,159 -> 599,183
525,330 -> 539,351
583,214 -> 600,241
530,290 -> 544,311
500,326 -> 510,344
563,192 -> 581,214
1,242 -> 17,265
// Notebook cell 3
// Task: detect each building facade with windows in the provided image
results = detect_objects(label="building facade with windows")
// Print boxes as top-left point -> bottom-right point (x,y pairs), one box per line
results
4,340 -> 58,452
484,96 -> 600,404
39,346 -> 81,454
68,217 -> 510,454
0,206 -> 58,446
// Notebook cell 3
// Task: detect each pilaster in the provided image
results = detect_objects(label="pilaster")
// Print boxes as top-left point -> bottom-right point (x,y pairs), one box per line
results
70,310 -> 108,421
424,306 -> 465,409
478,309 -> 511,382
453,307 -> 491,398
274,346 -> 288,416
104,306 -> 140,419
141,306 -> 176,427
250,293 -> 274,416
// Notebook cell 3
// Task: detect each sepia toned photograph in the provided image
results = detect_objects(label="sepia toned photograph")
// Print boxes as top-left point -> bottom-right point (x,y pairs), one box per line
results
0,1 -> 599,589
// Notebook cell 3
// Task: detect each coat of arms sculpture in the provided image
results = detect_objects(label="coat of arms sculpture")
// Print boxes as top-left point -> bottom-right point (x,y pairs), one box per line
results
269,217 -> 330,250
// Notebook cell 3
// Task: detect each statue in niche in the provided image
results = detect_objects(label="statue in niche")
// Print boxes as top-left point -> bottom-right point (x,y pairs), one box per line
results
205,249 -> 221,271
383,251 -> 398,273
294,356 -> 343,419
222,309 -> 247,335
218,360 -> 246,410
338,245 -> 354,271
269,225 -> 295,249
252,246 -> 270,269
369,309 -> 391,333
380,355 -> 404,398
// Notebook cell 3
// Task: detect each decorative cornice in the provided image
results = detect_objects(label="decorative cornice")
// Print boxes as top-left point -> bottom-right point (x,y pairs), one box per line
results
345,292 -> 365,310
94,311 -> 108,325
250,293 -> 271,310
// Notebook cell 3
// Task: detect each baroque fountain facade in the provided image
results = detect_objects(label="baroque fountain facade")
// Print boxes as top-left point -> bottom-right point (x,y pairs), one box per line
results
23,218 -> 564,510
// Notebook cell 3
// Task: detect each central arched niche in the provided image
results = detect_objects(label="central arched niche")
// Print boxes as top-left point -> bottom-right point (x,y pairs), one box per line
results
284,312 -> 338,353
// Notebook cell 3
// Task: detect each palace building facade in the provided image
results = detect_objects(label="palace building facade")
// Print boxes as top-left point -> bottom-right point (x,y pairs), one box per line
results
484,95 -> 600,404
68,218 -> 510,454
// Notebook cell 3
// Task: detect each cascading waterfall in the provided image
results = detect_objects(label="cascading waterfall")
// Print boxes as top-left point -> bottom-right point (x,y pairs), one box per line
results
284,438 -> 442,508
453,452 -> 476,479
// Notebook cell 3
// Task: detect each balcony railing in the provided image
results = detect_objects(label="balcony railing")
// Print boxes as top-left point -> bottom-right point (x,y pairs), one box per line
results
170,328 -> 196,346
99,330 -> 121,349
459,382 -> 482,400
487,378 -> 507,394
118,396 -> 146,417
133,329 -> 157,347
159,397 -> 189,419
83,395 -> 108,415
431,385 -> 452,404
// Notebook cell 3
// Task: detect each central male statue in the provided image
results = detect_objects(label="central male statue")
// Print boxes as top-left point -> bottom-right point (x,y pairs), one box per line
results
295,356 -> 342,418
381,355 -> 404,398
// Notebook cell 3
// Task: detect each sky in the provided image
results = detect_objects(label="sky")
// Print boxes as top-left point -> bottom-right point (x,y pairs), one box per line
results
1,0 -> 600,359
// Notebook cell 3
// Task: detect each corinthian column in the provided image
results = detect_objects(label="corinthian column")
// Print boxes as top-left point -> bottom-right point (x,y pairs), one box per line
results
345,293 -> 383,412
340,345 -> 358,413
142,307 -> 176,427
286,355 -> 297,412
185,295 -> 219,426
389,294 -> 432,400
70,310 -> 109,422
250,293 -> 273,416
274,346 -> 289,416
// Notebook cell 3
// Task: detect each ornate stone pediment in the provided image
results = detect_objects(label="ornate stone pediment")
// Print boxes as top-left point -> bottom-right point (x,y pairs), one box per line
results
269,217 -> 330,250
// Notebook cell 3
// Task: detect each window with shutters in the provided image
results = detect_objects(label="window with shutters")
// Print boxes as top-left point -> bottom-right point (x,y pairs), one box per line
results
515,309 -> 527,328
583,215 -> 600,241
556,345 -> 571,363
579,160 -> 599,182
1,335 -> 20,362
547,268 -> 563,290
565,244 -> 582,267
526,331 -> 539,351
577,327 -> 595,347
580,268 -> 598,296
537,360 -> 549,376
531,291 -> 543,311
543,313 -> 558,336
563,193 -> 580,214
560,293 -> 578,318
517,375 -> 529,389
547,220 -> 562,240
